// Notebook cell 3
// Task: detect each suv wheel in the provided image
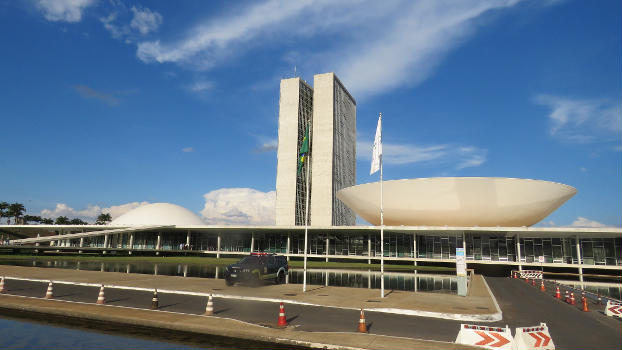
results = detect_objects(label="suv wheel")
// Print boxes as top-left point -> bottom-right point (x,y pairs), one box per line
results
225,278 -> 234,286
275,271 -> 285,285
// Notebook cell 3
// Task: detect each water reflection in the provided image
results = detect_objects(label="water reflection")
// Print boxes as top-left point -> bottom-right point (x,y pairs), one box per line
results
0,259 -> 457,293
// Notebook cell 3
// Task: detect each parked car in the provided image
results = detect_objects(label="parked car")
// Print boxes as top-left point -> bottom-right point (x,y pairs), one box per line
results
224,253 -> 288,286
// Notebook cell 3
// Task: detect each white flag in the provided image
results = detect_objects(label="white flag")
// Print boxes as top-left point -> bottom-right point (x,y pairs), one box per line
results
370,114 -> 382,175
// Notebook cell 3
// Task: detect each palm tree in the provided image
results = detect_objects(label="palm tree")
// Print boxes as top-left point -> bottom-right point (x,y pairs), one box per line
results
55,216 -> 70,225
96,213 -> 112,225
0,202 -> 8,224
7,203 -> 26,225
23,215 -> 42,224
41,218 -> 54,225
69,218 -> 88,225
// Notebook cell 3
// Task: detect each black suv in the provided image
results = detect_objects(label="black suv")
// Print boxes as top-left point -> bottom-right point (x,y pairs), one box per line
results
224,253 -> 288,286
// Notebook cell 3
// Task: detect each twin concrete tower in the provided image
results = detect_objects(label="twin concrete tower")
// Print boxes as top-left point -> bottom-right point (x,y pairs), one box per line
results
275,73 -> 356,226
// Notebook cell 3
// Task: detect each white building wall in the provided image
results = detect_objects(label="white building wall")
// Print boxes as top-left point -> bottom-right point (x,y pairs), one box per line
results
275,78 -> 301,226
275,78 -> 314,226
310,73 -> 356,226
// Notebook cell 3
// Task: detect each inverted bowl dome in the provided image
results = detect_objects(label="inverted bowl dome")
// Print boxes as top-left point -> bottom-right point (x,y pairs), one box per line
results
110,203 -> 205,226
336,177 -> 576,227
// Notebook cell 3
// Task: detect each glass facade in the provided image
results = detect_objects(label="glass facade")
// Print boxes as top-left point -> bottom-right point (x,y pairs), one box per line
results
58,229 -> 622,267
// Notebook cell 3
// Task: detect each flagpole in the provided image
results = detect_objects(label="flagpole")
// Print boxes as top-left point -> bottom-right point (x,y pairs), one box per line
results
303,121 -> 311,293
379,113 -> 384,299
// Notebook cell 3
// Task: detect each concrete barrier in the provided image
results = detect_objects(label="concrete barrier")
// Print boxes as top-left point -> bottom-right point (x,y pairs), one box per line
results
519,270 -> 542,280
455,324 -> 513,349
513,323 -> 554,350
605,300 -> 622,318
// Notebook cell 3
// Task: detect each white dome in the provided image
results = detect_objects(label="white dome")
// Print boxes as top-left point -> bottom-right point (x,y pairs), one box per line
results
337,177 -> 576,227
110,203 -> 205,226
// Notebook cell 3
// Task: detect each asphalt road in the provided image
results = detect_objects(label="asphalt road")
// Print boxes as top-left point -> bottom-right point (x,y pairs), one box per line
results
484,277 -> 622,350
2,278 -> 621,349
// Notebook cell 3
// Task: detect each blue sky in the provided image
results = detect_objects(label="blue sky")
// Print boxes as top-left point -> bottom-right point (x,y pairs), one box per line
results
0,0 -> 620,227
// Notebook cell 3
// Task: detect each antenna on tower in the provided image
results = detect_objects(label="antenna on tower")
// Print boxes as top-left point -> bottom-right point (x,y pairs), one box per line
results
294,65 -> 297,78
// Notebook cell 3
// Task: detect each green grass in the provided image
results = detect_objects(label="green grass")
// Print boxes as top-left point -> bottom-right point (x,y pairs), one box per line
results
0,254 -> 455,273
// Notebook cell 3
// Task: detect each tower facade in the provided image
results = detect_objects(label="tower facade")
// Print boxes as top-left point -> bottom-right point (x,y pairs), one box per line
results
275,77 -> 314,226
275,73 -> 356,226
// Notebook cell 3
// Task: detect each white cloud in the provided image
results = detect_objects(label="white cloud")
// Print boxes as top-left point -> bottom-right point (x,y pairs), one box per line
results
200,188 -> 275,225
570,217 -> 606,228
182,147 -> 193,152
36,0 -> 95,22
40,201 -> 149,222
135,0 -> 522,98
253,138 -> 278,153
358,140 -> 487,170
190,80 -> 213,92
100,12 -> 126,39
100,5 -> 162,42
130,6 -> 162,34
535,95 -> 622,144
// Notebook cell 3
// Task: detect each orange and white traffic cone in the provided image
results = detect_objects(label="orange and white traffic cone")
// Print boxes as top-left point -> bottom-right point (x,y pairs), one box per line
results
204,294 -> 214,316
44,281 -> 53,299
525,278 -> 529,283
564,290 -> 570,303
582,297 -> 589,312
531,279 -> 536,286
570,292 -> 576,305
554,286 -> 561,299
277,302 -> 287,327
96,285 -> 105,305
0,276 -> 5,293
357,308 -> 368,333
540,280 -> 546,292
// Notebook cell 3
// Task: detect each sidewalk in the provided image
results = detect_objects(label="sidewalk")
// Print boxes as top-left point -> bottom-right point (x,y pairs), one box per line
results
0,265 -> 500,321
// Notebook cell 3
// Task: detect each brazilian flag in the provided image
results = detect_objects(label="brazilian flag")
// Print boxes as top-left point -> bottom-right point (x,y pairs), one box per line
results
297,126 -> 310,175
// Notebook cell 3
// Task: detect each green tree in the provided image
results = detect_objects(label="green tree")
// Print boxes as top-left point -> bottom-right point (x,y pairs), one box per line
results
41,218 -> 54,225
55,216 -> 70,225
69,218 -> 88,225
7,203 -> 26,224
0,202 -> 8,224
95,213 -> 112,225
23,215 -> 42,224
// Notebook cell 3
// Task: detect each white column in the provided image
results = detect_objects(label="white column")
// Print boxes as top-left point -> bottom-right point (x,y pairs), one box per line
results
217,234 -> 221,258
576,235 -> 583,282
129,233 -> 134,255
325,235 -> 330,262
156,233 -> 161,250
413,233 -> 417,266
250,232 -> 255,253
368,234 -> 372,264
462,232 -> 467,269
516,233 -> 522,271
79,237 -> 84,248
286,234 -> 291,261
186,230 -> 191,248
103,234 -> 109,254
